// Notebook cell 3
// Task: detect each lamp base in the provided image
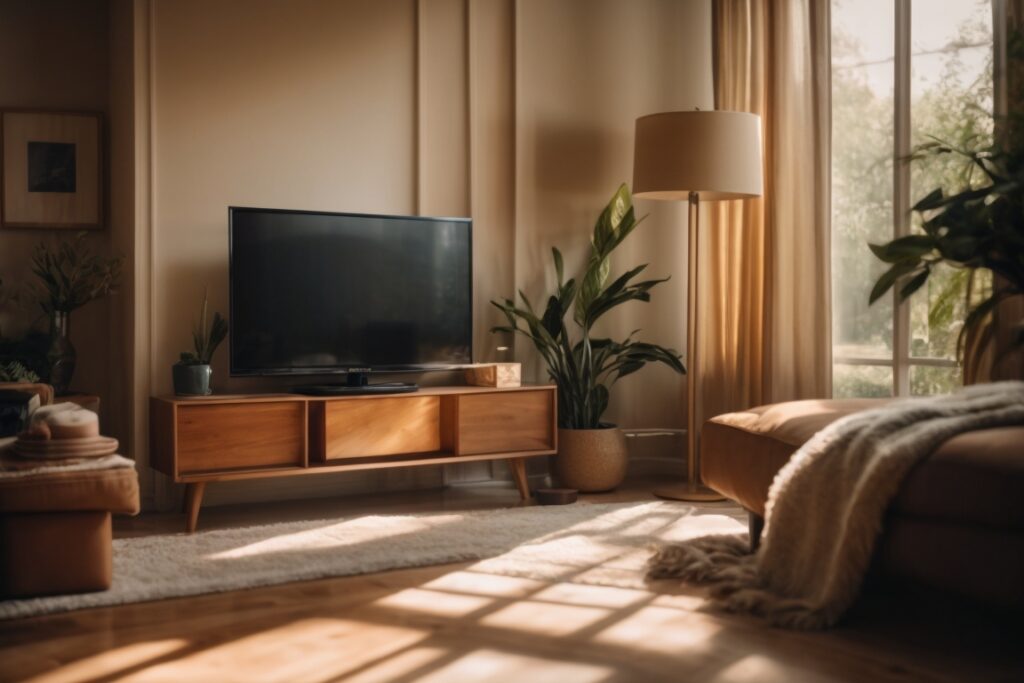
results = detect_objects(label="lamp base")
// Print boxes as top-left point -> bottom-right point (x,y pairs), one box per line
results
653,482 -> 726,502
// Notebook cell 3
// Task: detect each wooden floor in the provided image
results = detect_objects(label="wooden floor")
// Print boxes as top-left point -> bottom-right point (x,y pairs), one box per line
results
1,478 -> 1022,683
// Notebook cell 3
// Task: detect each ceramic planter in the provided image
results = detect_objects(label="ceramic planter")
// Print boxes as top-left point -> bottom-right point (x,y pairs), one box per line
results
555,425 -> 628,492
172,363 -> 212,396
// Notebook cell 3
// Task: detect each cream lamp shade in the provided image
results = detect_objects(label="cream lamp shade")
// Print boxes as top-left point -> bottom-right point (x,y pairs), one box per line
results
632,110 -> 763,201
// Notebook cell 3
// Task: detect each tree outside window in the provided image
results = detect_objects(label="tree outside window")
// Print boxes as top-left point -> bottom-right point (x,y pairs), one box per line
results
831,0 -> 995,397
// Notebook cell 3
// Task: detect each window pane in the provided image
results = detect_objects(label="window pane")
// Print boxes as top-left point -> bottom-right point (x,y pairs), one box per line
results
831,0 -> 896,364
909,0 -> 993,361
833,364 -> 894,398
910,364 -> 961,396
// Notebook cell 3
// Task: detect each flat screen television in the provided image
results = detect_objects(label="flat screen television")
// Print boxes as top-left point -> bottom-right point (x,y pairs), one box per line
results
229,207 -> 472,385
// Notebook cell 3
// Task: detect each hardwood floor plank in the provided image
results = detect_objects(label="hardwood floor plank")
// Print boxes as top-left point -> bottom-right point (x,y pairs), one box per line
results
1,479 -> 1020,683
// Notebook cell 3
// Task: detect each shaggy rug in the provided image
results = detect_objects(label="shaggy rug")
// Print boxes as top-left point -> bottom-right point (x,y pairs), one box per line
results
1,500 -> 744,620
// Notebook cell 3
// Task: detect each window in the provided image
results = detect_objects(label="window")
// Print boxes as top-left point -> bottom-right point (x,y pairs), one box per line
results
830,0 -> 996,397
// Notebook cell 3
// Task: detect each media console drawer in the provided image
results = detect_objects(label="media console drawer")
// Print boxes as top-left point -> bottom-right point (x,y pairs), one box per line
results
176,401 -> 306,475
322,396 -> 442,459
457,390 -> 555,455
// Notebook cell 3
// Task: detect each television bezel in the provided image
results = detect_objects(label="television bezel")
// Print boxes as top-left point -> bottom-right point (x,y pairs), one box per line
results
228,206 -> 473,378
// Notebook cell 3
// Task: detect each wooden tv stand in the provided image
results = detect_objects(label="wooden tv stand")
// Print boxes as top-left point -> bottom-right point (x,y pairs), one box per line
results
150,384 -> 557,532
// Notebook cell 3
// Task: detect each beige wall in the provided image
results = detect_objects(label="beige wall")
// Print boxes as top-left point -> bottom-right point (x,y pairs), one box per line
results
515,0 -> 712,432
0,0 -> 127,442
129,0 -> 711,506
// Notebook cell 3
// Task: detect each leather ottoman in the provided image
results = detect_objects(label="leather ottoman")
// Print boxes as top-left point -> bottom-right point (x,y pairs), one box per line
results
701,399 -> 1024,609
0,454 -> 139,599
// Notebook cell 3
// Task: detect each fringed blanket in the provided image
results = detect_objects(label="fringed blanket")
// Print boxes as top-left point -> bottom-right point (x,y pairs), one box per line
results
648,381 -> 1024,629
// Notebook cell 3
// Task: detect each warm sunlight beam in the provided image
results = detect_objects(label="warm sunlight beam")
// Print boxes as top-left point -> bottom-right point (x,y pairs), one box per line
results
144,619 -> 427,681
23,639 -> 189,683
413,648 -> 614,683
421,570 -> 547,598
327,646 -> 450,683
206,514 -> 469,559
480,601 -> 612,637
531,583 -> 651,609
713,654 -> 821,682
372,588 -> 494,618
592,606 -> 722,655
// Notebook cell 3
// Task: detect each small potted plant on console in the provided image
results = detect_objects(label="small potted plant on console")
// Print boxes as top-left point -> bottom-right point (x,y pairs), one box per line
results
173,291 -> 228,396
493,184 -> 684,492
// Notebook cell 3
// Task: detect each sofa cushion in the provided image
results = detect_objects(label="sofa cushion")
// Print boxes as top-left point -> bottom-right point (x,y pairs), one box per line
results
892,426 -> 1024,530
702,399 -> 1024,530
0,466 -> 139,515
702,399 -> 881,516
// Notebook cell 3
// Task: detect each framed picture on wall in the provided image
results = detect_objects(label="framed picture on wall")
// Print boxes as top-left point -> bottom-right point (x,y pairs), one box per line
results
1,110 -> 103,229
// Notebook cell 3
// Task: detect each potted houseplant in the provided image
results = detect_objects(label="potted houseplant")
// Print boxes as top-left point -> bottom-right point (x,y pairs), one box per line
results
29,234 -> 123,395
173,291 -> 228,396
868,117 -> 1024,382
492,184 -> 684,491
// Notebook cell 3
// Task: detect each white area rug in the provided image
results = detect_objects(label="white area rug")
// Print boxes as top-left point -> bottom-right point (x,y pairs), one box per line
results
0,501 -> 745,620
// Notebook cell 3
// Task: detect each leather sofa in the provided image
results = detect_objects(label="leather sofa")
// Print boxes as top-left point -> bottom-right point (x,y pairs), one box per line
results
701,399 -> 1024,609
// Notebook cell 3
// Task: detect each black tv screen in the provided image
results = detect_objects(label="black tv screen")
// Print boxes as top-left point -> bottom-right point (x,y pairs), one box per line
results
229,207 -> 472,376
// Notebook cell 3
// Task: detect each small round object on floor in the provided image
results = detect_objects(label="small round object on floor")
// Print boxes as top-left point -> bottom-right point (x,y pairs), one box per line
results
535,488 -> 578,505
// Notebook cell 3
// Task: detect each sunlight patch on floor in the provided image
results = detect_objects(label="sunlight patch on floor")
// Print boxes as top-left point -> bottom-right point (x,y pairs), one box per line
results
592,605 -> 722,654
143,618 -> 428,682
480,601 -> 612,637
531,582 -> 651,609
206,515 -> 468,560
23,638 -> 189,683
372,588 -> 494,618
335,646 -> 450,683
421,570 -> 547,598
711,654 -> 837,683
413,648 -> 614,683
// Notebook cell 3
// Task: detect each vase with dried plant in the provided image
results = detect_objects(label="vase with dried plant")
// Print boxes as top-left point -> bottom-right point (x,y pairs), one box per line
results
29,234 -> 123,394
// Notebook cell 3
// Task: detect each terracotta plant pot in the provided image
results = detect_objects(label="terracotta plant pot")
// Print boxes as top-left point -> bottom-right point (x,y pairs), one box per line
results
555,426 -> 628,493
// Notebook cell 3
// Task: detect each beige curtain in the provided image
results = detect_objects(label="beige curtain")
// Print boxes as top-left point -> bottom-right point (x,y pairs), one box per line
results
699,0 -> 832,425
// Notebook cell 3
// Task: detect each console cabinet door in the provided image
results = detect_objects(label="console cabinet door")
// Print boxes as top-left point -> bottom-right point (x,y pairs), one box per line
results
458,390 -> 555,455
176,402 -> 306,474
322,396 -> 441,459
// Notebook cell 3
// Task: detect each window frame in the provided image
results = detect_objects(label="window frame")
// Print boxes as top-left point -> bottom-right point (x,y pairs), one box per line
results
831,0 -> 1001,396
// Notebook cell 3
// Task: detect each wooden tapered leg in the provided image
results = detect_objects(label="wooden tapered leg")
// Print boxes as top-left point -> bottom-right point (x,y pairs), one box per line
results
184,482 -> 206,533
509,458 -> 530,500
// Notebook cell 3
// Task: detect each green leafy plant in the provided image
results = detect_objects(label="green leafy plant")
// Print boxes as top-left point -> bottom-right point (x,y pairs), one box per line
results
179,291 -> 228,365
867,128 -> 1024,368
492,184 -> 684,429
0,360 -> 39,383
30,233 -> 123,313
868,30 -> 1024,374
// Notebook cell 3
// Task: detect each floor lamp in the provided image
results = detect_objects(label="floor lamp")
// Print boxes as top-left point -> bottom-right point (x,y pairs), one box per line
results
632,111 -> 763,502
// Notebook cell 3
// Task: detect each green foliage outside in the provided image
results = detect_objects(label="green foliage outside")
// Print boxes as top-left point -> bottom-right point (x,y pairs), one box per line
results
832,0 -> 993,397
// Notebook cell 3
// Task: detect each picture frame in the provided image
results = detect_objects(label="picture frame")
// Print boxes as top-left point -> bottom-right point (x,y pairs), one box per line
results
1,110 -> 103,229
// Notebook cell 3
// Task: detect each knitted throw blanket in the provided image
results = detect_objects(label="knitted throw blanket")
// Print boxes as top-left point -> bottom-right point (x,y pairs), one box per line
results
647,381 -> 1024,629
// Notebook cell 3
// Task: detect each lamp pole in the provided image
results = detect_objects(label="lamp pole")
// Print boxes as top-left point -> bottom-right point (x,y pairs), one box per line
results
653,191 -> 725,502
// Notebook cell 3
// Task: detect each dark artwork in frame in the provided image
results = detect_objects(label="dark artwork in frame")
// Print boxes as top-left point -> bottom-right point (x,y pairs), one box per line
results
27,141 -> 77,193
